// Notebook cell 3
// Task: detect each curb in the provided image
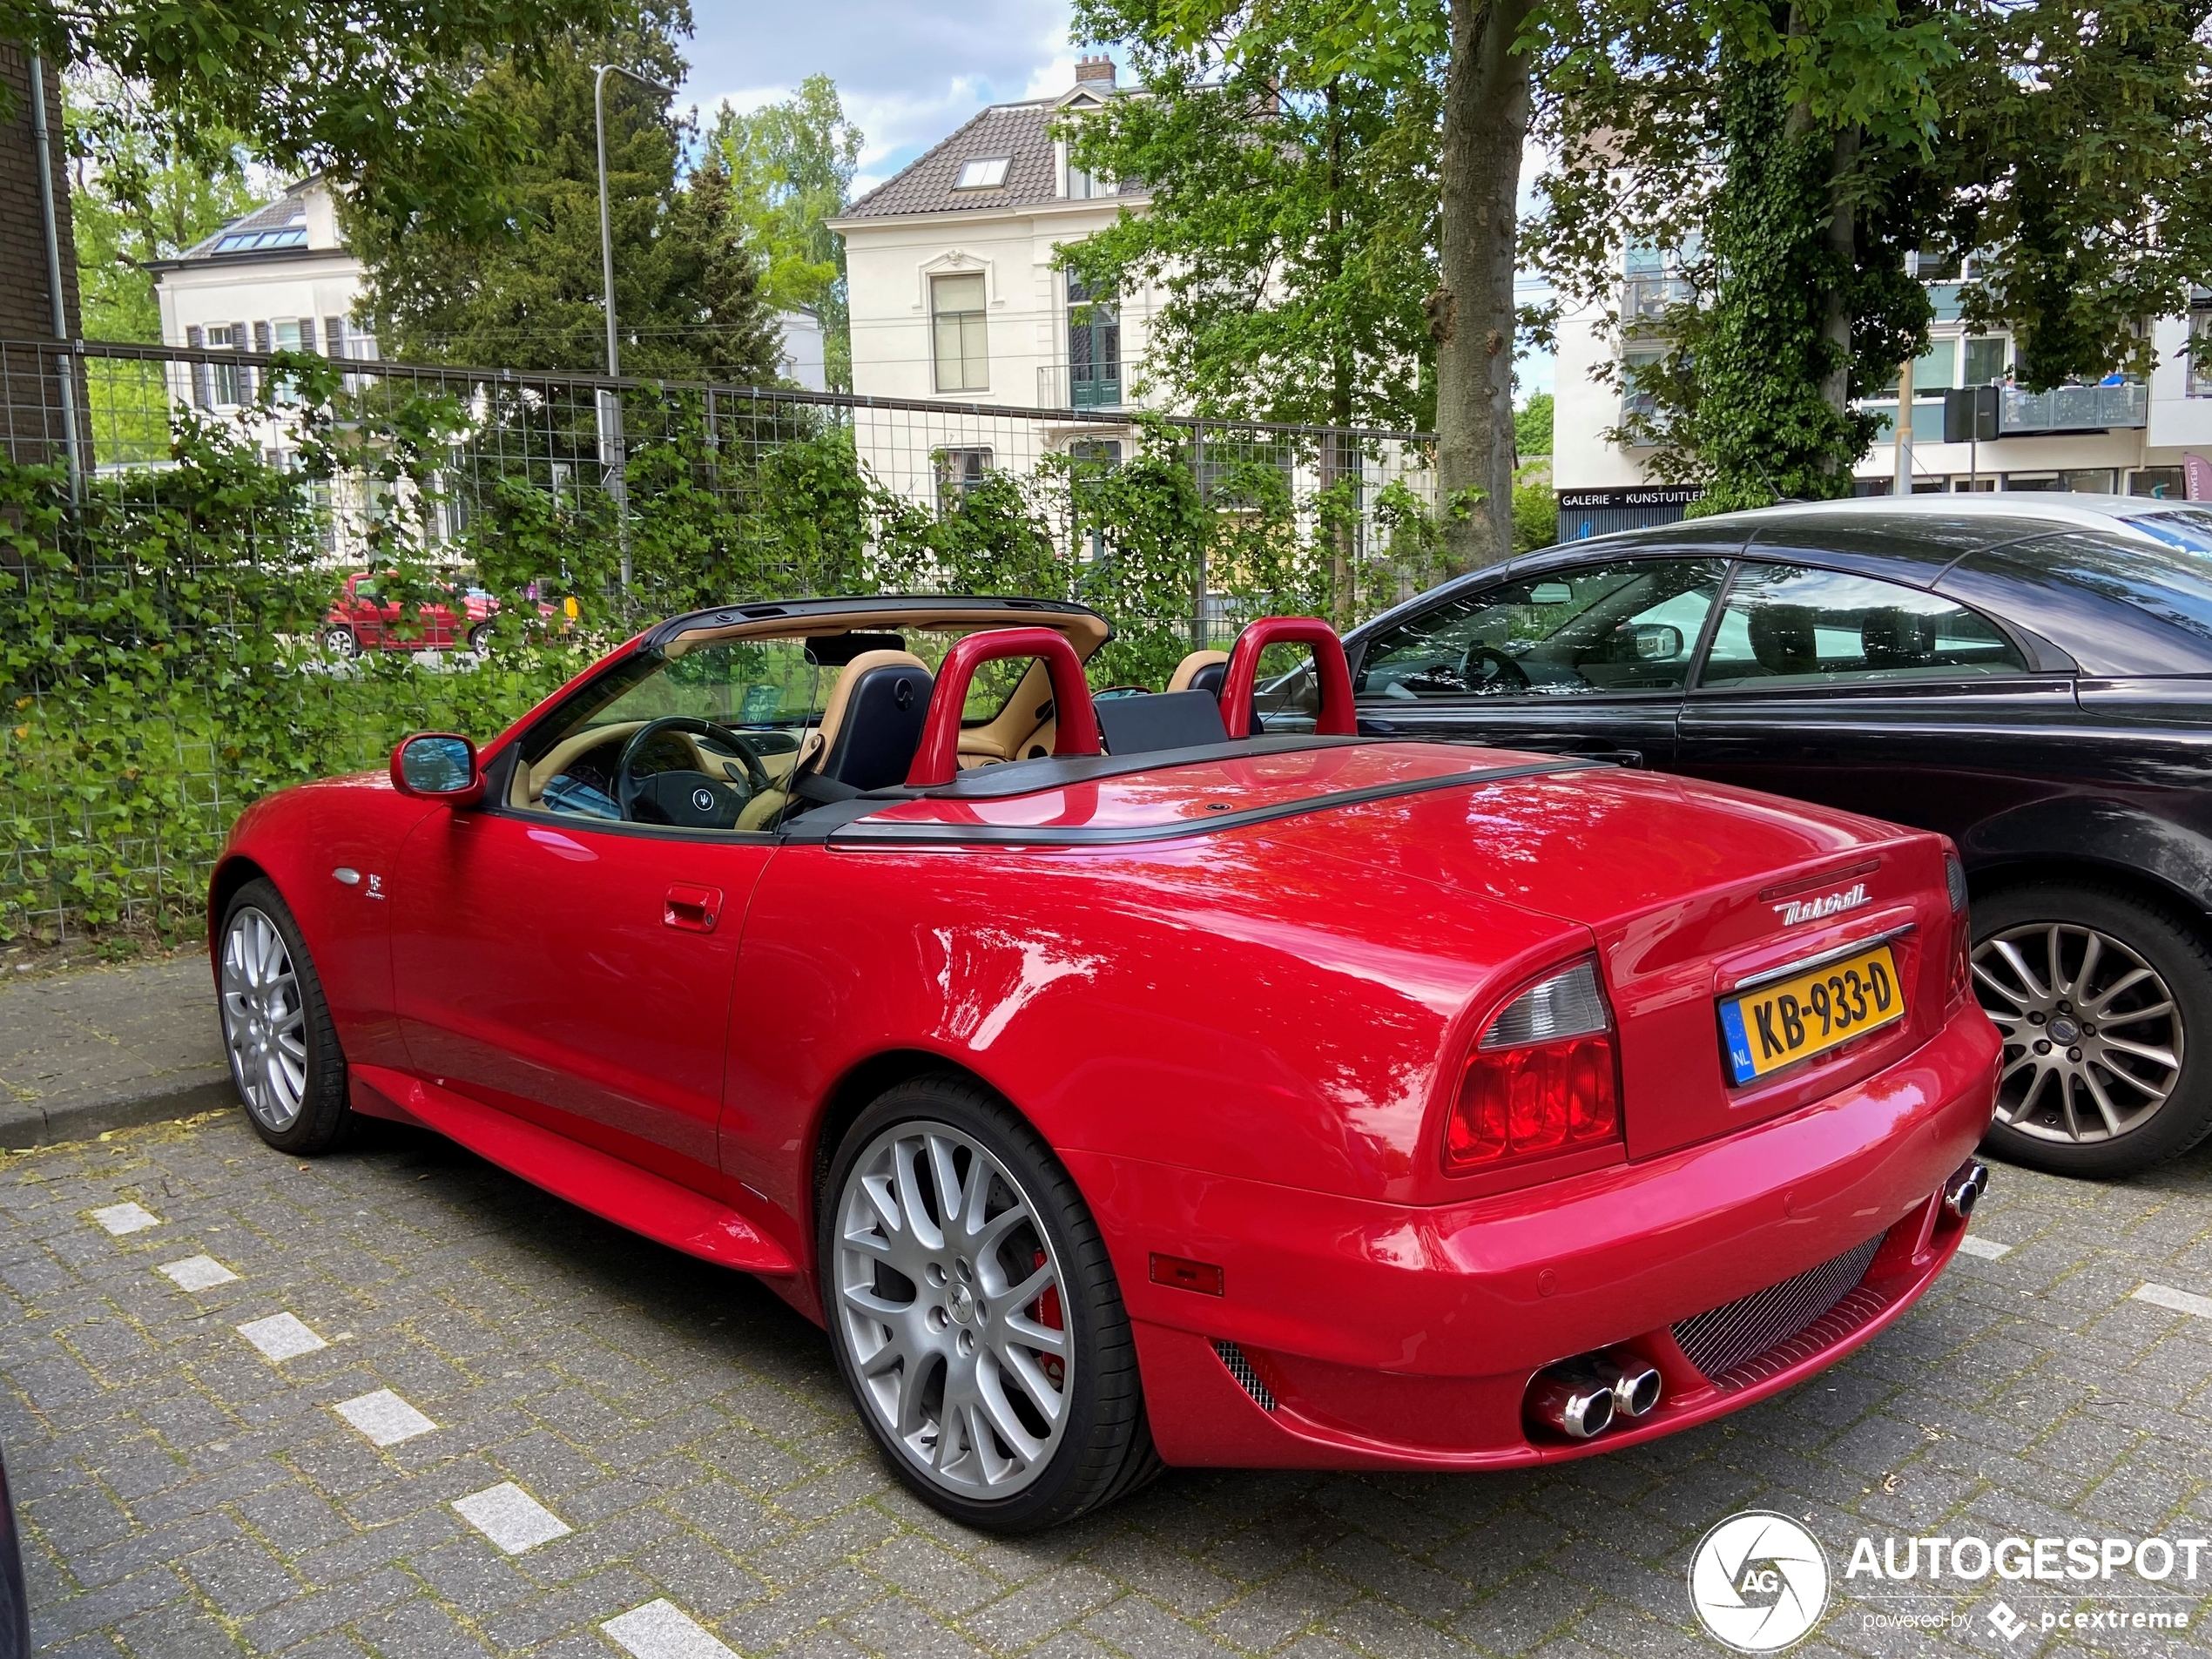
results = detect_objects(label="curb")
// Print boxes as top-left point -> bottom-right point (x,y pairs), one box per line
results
0,1074 -> 237,1150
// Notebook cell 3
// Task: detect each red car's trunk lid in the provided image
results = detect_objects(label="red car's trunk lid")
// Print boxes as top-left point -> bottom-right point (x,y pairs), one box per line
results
1253,760 -> 1957,1159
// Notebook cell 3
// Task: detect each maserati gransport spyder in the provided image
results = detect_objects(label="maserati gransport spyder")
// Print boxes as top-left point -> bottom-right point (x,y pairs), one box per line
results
209,596 -> 1999,1531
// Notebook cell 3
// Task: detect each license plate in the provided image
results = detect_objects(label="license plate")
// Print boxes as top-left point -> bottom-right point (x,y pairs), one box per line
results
1719,943 -> 1904,1085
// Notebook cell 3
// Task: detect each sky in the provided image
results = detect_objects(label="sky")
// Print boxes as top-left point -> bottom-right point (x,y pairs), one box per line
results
681,1 -> 1557,399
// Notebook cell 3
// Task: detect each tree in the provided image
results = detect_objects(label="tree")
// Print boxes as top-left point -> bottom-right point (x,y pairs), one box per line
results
5,0 -> 626,243
713,75 -> 863,389
64,72 -> 259,342
1062,3 -> 1440,434
1532,0 -> 2212,509
1085,0 -> 1530,572
1514,390 -> 1553,457
349,13 -> 781,384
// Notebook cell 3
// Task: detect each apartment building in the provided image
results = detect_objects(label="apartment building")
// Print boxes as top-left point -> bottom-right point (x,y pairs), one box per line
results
827,57 -> 1157,503
1554,252 -> 2212,541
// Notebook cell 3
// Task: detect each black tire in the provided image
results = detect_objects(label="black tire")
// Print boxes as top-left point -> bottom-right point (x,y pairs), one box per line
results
1973,880 -> 2212,1178
467,622 -> 494,654
818,1076 -> 1159,1531
323,625 -> 360,658
216,879 -> 354,1155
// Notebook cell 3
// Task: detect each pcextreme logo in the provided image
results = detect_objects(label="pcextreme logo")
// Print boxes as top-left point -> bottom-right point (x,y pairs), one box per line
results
1688,1512 -> 1831,1652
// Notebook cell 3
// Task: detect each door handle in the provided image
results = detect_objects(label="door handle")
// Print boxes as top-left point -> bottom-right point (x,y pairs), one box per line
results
664,884 -> 723,934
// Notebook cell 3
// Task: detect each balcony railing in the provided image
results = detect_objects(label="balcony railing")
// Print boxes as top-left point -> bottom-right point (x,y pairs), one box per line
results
1999,382 -> 2148,434
1036,361 -> 1127,412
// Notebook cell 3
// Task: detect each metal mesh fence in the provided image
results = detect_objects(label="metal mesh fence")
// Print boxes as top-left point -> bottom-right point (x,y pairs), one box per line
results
1,338 -> 1445,941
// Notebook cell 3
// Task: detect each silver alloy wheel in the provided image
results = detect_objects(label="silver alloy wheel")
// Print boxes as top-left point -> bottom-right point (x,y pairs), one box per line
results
834,1121 -> 1071,1500
219,907 -> 309,1132
1973,921 -> 2183,1143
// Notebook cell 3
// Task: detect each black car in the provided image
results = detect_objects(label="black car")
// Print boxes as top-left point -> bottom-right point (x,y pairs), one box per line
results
1338,494 -> 2212,1179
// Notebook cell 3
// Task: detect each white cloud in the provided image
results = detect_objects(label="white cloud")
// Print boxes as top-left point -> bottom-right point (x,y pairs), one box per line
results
683,0 -> 1079,165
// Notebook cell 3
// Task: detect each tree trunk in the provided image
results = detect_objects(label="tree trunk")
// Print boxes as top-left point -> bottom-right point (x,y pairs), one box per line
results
1433,0 -> 1533,573
1817,125 -> 1859,438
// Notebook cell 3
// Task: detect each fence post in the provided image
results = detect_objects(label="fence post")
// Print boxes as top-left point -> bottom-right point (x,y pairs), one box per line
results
1190,423 -> 1207,650
597,386 -> 631,590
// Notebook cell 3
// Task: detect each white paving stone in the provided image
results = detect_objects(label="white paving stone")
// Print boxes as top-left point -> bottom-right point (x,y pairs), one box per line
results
234,1312 -> 327,1362
89,1202 -> 159,1235
453,1482 -> 570,1554
2134,1281 -> 2212,1320
157,1255 -> 239,1291
602,1601 -> 741,1659
332,1389 -> 435,1447
1957,1235 -> 2013,1260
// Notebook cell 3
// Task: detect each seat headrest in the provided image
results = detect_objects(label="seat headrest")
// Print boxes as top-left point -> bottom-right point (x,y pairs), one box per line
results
1746,604 -> 1820,676
813,650 -> 934,791
1860,606 -> 1937,669
1167,649 -> 1230,695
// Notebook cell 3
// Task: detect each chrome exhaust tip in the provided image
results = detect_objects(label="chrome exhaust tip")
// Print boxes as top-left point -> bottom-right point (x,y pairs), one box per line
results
1528,1361 -> 1617,1440
1591,1351 -> 1662,1418
1944,1160 -> 1988,1220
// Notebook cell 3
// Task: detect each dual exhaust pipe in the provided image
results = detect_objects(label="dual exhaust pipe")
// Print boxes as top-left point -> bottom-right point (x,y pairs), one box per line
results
1945,1159 -> 1989,1220
1527,1350 -> 1662,1441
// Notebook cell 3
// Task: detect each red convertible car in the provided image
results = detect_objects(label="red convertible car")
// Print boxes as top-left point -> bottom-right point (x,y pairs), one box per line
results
210,596 -> 1999,1531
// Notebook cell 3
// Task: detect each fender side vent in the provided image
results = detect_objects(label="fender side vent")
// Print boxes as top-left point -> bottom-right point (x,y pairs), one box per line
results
1212,1340 -> 1276,1412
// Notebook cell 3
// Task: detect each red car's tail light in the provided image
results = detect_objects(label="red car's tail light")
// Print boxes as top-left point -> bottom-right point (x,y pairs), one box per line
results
1447,958 -> 1622,1171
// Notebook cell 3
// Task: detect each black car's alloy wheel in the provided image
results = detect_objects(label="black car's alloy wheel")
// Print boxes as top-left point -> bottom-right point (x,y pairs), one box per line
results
819,1076 -> 1158,1531
218,879 -> 354,1155
1973,882 -> 2212,1177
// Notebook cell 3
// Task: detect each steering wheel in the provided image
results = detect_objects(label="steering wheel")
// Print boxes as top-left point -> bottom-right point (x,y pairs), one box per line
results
1460,644 -> 1530,694
616,716 -> 773,830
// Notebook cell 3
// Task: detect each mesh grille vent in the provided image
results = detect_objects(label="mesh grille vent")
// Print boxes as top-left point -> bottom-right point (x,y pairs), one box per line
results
1672,1233 -> 1885,1382
1213,1340 -> 1276,1411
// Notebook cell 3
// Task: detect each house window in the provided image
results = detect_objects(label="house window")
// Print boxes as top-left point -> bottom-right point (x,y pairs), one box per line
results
932,273 -> 988,393
1067,161 -> 1114,199
205,324 -> 244,407
1964,335 -> 2007,387
954,158 -> 1010,190
1622,347 -> 1668,428
1067,273 -> 1120,408
2190,312 -> 2212,399
2132,467 -> 2187,500
935,447 -> 993,513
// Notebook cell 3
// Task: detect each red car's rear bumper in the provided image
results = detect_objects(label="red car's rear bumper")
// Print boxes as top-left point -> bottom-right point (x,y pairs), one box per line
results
1073,1004 -> 1999,1470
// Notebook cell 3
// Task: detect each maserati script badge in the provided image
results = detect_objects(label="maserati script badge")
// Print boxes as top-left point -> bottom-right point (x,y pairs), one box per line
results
1773,882 -> 1867,926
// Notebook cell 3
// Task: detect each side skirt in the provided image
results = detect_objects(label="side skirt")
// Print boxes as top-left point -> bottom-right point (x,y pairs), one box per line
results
349,1064 -> 798,1278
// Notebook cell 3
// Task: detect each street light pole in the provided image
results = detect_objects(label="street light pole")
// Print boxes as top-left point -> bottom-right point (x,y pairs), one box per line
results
592,63 -> 677,591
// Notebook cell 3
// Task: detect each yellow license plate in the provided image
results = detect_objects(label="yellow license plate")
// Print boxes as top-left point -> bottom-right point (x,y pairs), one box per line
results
1720,943 -> 1904,1084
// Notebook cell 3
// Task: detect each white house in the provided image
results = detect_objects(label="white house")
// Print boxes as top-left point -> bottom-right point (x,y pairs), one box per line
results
827,56 -> 1161,506
1553,252 -> 2212,540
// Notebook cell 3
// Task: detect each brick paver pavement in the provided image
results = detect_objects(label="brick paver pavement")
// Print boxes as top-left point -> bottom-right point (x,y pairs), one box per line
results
2,1108 -> 2209,1658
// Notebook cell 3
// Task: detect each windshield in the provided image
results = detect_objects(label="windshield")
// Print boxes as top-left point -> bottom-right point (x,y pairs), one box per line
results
2130,509 -> 2212,556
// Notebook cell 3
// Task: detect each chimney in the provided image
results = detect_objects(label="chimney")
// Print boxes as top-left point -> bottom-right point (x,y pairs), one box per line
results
1075,55 -> 1116,89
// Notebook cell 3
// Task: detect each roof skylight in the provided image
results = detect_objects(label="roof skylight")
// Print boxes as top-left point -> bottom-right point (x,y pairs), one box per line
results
954,157 -> 1011,190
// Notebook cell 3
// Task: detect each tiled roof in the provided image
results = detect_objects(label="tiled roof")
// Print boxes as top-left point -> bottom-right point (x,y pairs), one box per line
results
172,181 -> 327,264
842,91 -> 1130,220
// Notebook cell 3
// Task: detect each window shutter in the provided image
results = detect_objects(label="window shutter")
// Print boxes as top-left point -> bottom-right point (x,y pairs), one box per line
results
253,321 -> 272,353
325,317 -> 347,361
300,317 -> 318,354
186,325 -> 208,406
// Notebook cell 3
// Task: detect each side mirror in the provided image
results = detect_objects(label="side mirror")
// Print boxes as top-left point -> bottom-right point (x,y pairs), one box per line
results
390,733 -> 483,804
1629,622 -> 1684,661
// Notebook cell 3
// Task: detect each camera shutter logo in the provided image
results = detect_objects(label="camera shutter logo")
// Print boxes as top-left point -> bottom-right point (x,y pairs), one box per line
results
1688,1512 -> 1831,1652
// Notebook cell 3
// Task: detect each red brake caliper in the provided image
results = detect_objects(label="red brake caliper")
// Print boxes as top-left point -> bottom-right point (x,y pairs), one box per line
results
1032,1249 -> 1065,1386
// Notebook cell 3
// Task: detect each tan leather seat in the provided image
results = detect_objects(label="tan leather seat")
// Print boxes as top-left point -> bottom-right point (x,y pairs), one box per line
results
738,649 -> 930,829
1168,649 -> 1229,693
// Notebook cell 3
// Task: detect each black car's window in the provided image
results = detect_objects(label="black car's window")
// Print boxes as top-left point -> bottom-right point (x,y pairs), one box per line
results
1699,563 -> 2026,689
1356,557 -> 1726,699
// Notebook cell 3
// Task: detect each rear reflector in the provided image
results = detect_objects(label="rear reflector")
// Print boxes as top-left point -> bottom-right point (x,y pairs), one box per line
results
1150,1252 -> 1224,1295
